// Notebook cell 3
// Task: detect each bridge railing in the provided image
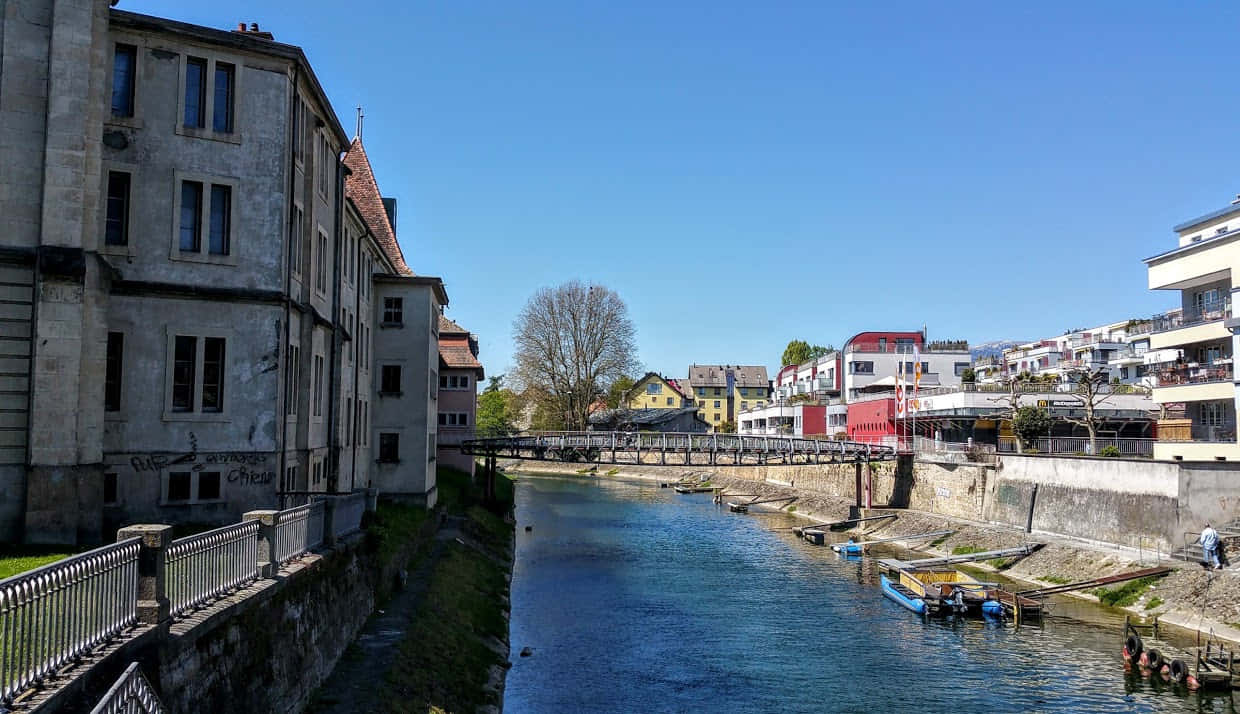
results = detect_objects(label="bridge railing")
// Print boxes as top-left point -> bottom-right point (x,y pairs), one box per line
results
462,431 -> 895,459
166,521 -> 260,619
88,661 -> 167,714
0,538 -> 141,705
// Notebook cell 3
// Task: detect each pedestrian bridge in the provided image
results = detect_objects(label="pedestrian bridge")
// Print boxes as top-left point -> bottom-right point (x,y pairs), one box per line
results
460,431 -> 896,466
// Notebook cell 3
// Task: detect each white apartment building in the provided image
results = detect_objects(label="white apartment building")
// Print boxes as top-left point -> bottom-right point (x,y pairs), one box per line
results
841,331 -> 970,401
995,319 -> 1163,389
1145,198 -> 1240,460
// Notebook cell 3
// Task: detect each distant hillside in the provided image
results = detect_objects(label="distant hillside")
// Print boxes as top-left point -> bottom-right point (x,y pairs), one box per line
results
970,340 -> 1025,360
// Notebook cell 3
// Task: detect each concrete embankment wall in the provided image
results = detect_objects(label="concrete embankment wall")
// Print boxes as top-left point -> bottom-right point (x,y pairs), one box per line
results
512,453 -> 1240,552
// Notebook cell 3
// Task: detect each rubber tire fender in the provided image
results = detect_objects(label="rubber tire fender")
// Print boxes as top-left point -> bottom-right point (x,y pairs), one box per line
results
1146,648 -> 1164,671
1125,634 -> 1143,659
1170,658 -> 1189,684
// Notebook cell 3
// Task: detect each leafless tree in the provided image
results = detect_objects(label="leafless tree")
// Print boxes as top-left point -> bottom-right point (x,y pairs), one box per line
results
1062,367 -> 1114,455
984,375 -> 1028,454
512,281 -> 640,431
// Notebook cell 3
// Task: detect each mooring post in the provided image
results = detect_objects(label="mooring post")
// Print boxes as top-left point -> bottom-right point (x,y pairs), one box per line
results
611,432 -> 617,462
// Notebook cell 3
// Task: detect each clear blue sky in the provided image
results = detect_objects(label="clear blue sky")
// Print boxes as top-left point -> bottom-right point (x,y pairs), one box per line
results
127,0 -> 1240,379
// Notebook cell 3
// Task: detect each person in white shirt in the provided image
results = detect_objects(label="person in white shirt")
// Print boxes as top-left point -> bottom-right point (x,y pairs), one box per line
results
1198,523 -> 1221,570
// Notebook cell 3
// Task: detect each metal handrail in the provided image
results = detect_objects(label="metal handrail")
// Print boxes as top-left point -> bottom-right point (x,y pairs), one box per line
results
166,521 -> 259,618
0,538 -> 141,704
89,661 -> 167,714
274,501 -> 325,565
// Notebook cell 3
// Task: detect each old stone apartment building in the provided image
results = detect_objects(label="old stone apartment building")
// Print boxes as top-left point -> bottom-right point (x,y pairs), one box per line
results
0,1 -> 449,544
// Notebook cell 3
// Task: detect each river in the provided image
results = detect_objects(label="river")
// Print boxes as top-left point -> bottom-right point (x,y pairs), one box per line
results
504,474 -> 1237,714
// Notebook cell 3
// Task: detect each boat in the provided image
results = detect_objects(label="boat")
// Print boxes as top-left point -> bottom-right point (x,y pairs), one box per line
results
831,540 -> 863,555
887,567 -> 1003,617
880,574 -> 927,614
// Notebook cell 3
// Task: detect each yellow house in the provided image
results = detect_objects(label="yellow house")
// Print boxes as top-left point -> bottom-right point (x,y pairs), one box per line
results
625,373 -> 692,410
687,364 -> 770,427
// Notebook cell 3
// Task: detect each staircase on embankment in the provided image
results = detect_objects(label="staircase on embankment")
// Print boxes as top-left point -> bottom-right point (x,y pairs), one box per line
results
1169,517 -> 1240,565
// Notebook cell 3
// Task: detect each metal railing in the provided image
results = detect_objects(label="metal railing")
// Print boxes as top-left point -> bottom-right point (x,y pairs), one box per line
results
166,521 -> 259,619
274,501 -> 325,565
0,538 -> 141,705
1153,297 -> 1231,333
464,430 -> 895,461
89,661 -> 166,714
998,436 -> 1155,457
1153,362 -> 1234,387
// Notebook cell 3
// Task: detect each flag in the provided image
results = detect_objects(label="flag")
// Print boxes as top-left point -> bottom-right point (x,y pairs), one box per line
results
912,344 -> 922,411
895,361 -> 906,418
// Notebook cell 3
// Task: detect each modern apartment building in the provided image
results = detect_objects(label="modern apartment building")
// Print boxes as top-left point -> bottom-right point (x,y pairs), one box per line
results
0,3 -> 447,543
994,320 -> 1157,388
1146,199 -> 1240,460
771,352 -> 842,402
436,316 -> 484,476
686,364 -> 769,427
841,332 -> 970,401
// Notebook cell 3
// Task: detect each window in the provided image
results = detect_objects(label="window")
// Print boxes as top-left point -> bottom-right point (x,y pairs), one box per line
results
850,361 -> 874,374
105,172 -> 130,247
201,338 -> 225,412
381,365 -> 402,394
112,44 -> 136,117
667,397 -> 673,406
105,332 -> 123,412
313,355 -> 325,417
1202,402 -> 1228,427
315,230 -> 328,293
209,185 -> 231,255
179,181 -> 202,251
741,401 -> 747,410
212,63 -> 234,133
441,375 -> 470,390
646,383 -> 662,394
183,57 -> 207,128
168,472 -> 192,502
383,297 -> 403,325
198,471 -> 221,501
285,343 -> 300,415
103,472 -> 118,505
168,334 -> 229,417
172,336 -> 196,412
713,388 -> 721,396
697,387 -> 705,396
439,413 -> 470,426
292,97 -> 303,164
954,362 -> 970,377
176,177 -> 235,259
714,400 -> 721,408
378,433 -> 399,462
282,465 -> 297,492
289,205 -> 303,275
317,132 -> 331,196
439,375 -> 448,389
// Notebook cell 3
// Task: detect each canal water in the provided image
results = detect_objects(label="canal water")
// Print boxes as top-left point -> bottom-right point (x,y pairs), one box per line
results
505,474 -> 1237,714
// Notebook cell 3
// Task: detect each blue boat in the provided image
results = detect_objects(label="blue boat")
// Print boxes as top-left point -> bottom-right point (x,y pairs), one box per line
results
880,573 -> 927,615
831,540 -> 863,555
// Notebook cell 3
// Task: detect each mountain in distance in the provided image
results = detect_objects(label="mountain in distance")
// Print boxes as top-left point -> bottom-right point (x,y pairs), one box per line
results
970,340 -> 1026,360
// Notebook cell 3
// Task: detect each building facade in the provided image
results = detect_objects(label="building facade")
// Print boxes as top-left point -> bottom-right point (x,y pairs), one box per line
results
436,317 -> 484,476
686,364 -> 769,427
0,3 -> 447,543
1146,199 -> 1240,460
625,372 -> 692,410
841,332 -> 970,401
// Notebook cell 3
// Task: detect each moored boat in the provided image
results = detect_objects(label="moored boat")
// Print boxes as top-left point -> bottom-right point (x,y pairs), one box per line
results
880,573 -> 926,614
831,539 -> 863,555
892,567 -> 1002,617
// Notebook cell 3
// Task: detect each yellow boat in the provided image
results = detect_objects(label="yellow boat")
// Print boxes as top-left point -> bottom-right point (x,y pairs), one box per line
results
895,567 -> 1003,617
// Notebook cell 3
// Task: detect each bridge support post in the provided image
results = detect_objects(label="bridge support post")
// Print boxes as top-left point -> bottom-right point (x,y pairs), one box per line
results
117,524 -> 173,627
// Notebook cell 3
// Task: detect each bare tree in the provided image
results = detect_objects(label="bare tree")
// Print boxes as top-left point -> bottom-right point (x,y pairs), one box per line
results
1062,367 -> 1113,455
984,376 -> 1028,454
511,281 -> 640,431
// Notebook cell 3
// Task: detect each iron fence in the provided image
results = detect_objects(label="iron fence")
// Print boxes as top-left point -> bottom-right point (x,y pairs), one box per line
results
88,661 -> 166,714
0,538 -> 141,705
166,521 -> 259,619
274,501 -> 325,565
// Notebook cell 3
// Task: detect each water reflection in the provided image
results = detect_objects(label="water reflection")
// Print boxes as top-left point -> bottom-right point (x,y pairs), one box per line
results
506,474 -> 1236,714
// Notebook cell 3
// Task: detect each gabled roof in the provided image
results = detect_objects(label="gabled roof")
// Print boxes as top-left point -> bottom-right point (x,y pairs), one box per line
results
625,372 -> 690,402
686,364 -> 769,388
438,315 -> 469,336
438,315 -> 483,378
343,138 -> 411,276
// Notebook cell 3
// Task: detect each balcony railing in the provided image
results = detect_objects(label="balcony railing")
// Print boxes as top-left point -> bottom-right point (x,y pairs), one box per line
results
1153,362 -> 1234,387
1153,297 -> 1231,333
848,343 -> 970,355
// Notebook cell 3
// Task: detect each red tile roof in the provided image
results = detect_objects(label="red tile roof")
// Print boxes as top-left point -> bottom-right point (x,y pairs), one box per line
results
439,336 -> 483,374
438,315 -> 469,336
343,138 -> 411,276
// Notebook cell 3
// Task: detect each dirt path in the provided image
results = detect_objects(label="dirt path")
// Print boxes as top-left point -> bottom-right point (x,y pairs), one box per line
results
306,517 -> 465,714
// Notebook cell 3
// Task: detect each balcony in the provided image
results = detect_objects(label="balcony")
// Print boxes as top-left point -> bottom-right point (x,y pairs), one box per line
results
1150,298 -> 1231,351
1151,361 -> 1235,403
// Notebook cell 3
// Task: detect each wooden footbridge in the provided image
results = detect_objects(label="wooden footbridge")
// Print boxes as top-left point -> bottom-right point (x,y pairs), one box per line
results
460,431 -> 896,466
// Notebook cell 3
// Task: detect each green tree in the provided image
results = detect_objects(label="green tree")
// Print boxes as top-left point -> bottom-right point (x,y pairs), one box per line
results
1012,406 -> 1052,451
960,367 -> 976,384
605,375 -> 637,409
476,375 -> 520,437
716,420 -> 737,434
781,340 -> 834,367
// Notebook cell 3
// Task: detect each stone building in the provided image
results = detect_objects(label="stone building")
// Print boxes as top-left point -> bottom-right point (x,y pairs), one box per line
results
435,317 -> 484,476
0,2 -> 447,543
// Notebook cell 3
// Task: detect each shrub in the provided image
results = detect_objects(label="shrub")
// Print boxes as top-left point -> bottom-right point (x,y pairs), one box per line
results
1100,445 -> 1121,458
833,431 -> 849,441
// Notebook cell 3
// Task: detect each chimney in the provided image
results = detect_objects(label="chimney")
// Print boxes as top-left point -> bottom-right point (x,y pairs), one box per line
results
381,197 -> 398,236
232,22 -> 275,40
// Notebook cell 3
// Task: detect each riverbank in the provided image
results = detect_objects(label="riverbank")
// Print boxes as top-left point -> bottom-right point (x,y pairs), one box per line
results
506,460 -> 1240,644
310,467 -> 516,714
